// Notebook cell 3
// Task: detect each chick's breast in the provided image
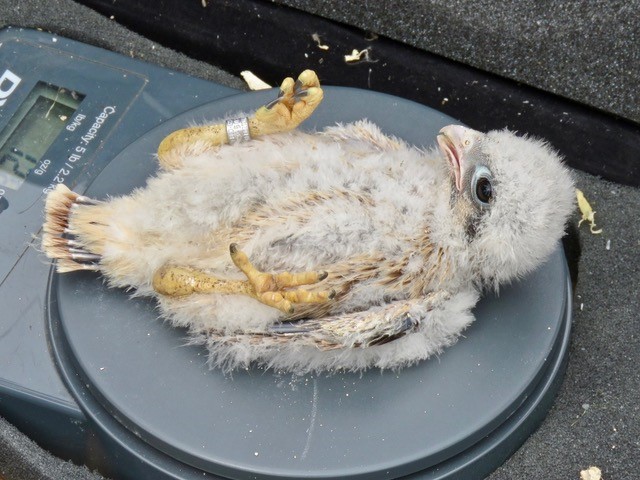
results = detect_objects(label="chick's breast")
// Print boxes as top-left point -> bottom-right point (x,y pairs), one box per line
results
222,134 -> 433,263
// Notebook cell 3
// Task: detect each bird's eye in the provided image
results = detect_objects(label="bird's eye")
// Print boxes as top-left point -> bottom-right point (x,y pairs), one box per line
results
471,166 -> 493,206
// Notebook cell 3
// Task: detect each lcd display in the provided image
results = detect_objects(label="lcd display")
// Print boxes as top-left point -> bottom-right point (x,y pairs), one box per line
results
0,83 -> 84,190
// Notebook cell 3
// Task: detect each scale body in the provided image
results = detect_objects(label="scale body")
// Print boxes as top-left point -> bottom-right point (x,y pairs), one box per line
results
0,28 -> 572,480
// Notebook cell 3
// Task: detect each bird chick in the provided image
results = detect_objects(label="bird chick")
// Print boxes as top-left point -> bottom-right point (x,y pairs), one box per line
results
42,71 -> 575,374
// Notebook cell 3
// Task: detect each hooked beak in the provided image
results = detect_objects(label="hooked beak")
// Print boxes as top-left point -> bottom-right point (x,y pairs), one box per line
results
437,125 -> 474,192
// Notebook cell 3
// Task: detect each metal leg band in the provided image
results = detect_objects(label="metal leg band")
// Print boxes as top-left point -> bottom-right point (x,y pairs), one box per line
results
225,117 -> 251,144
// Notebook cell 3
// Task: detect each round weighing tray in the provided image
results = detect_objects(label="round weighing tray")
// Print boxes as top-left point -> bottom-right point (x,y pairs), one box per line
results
48,88 -> 572,479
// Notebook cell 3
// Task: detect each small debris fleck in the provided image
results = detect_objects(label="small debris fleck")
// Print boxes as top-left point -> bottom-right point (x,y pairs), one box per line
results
311,33 -> 329,51
580,466 -> 602,480
605,239 -> 611,250
240,71 -> 271,91
576,189 -> 603,234
344,48 -> 377,64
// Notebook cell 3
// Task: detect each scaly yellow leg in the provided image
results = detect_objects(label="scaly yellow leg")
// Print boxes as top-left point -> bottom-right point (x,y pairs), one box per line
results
152,244 -> 335,314
157,70 -> 323,170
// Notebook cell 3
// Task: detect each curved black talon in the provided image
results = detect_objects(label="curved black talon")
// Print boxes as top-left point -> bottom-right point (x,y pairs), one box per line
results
293,90 -> 309,100
265,97 -> 281,110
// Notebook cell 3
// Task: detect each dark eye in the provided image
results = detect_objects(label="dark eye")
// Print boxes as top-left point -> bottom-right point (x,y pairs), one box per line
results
476,177 -> 492,203
471,166 -> 493,206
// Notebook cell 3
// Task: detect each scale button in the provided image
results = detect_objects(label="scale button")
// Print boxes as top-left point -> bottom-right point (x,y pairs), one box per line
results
0,196 -> 8,213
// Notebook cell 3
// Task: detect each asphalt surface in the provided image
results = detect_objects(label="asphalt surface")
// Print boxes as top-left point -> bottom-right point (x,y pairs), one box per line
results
0,1 -> 638,479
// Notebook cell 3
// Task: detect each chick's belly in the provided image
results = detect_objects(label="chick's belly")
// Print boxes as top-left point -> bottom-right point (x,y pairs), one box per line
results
238,194 -> 410,275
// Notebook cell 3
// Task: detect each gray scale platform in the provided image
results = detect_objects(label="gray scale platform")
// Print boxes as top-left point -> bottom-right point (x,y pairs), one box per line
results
48,88 -> 571,479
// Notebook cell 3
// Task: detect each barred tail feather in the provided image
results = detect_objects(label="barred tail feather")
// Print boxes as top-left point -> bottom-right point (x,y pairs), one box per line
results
42,184 -> 102,273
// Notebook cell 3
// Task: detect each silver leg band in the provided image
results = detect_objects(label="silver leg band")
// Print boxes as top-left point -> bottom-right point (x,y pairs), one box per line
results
225,117 -> 251,144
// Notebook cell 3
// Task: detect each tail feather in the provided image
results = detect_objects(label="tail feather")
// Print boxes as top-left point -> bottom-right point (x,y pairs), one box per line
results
42,184 -> 102,273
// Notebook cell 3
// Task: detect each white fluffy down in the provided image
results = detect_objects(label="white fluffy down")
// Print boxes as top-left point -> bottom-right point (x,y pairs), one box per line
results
59,120 -> 574,374
471,130 -> 575,287
191,289 -> 479,374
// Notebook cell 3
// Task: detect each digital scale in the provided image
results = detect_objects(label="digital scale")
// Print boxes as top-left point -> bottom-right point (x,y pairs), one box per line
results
0,27 -> 572,479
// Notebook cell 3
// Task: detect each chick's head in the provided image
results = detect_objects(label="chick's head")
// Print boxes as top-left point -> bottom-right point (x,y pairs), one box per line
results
437,125 -> 575,289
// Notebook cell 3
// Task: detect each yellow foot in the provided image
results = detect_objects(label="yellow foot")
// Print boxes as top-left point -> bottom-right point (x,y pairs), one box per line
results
229,243 -> 334,314
156,70 -> 323,170
151,243 -> 335,314
250,69 -> 323,136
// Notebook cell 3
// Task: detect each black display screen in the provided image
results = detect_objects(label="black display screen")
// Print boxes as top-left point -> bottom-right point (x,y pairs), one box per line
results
0,83 -> 84,190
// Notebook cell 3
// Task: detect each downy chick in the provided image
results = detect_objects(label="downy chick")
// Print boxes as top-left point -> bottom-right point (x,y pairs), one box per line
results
42,71 -> 575,374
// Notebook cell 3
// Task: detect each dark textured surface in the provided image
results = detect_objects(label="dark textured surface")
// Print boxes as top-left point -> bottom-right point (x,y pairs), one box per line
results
274,0 -> 640,125
71,0 -> 640,187
0,416 -> 103,480
0,1 -> 638,479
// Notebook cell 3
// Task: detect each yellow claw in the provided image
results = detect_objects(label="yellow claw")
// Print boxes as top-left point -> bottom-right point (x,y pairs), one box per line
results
251,70 -> 323,136
229,243 -> 333,313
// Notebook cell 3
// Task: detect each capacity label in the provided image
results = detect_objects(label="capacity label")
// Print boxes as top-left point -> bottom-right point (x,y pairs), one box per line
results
41,106 -> 116,193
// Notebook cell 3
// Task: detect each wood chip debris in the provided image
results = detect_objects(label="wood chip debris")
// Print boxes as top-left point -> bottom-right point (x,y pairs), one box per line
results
576,189 -> 603,234
344,47 -> 377,64
240,71 -> 272,91
312,33 -> 330,50
580,466 -> 602,480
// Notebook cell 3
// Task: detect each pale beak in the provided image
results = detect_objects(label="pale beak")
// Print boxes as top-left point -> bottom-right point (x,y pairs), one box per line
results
437,125 -> 475,192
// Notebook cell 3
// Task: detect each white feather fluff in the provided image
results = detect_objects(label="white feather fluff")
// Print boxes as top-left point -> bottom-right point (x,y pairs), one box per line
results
42,120 -> 575,374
